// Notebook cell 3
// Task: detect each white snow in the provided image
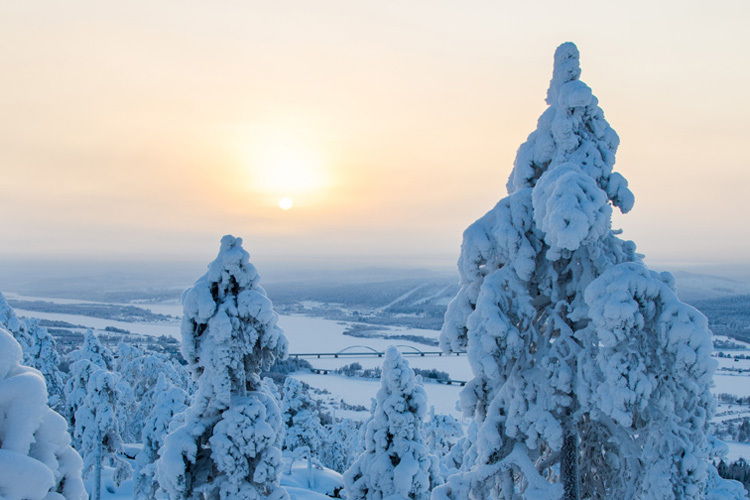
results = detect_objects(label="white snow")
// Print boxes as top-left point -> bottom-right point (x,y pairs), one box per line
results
725,442 -> 750,463
295,373 -> 465,420
0,326 -> 86,500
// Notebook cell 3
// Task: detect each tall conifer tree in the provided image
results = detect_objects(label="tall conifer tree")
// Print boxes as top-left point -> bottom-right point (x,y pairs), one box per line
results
157,235 -> 289,500
436,42 -> 636,500
433,43 -> 745,500
345,346 -> 442,500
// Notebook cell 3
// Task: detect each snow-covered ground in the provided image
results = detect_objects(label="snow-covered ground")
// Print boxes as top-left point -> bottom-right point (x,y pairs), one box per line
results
725,442 -> 750,463
714,374 -> 750,397
85,457 -> 343,500
295,372 -> 465,420
10,292 -> 750,470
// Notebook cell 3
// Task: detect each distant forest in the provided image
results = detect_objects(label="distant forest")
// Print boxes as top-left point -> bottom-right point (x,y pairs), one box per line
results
690,295 -> 750,344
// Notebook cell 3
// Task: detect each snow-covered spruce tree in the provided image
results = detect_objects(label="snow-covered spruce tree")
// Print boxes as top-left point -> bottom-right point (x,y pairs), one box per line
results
112,341 -> 144,372
442,421 -> 477,476
0,291 -> 29,348
64,330 -> 112,438
75,368 -> 131,500
0,293 -> 65,409
64,358 -> 98,446
344,346 -> 442,500
435,42 -> 746,500
23,319 -> 65,409
321,417 -> 361,473
69,329 -> 113,369
134,374 -> 190,500
157,235 -> 289,500
582,263 -> 747,500
357,397 -> 377,456
424,408 -> 464,478
434,42 -> 638,500
281,377 -> 326,458
117,351 -> 188,442
424,407 -> 464,459
0,326 -> 87,500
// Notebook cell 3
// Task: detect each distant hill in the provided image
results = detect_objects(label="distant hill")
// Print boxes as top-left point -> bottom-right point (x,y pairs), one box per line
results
670,271 -> 750,303
3,260 -> 750,340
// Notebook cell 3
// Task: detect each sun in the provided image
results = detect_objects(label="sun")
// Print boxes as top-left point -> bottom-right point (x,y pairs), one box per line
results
242,125 -> 331,201
279,197 -> 293,210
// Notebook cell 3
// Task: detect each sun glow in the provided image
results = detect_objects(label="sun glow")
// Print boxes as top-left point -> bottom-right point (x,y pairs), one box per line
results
279,197 -> 293,210
242,125 -> 332,203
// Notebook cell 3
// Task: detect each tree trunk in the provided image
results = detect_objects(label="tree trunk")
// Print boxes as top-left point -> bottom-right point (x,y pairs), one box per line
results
307,448 -> 314,489
94,433 -> 102,500
500,469 -> 514,499
560,419 -> 579,500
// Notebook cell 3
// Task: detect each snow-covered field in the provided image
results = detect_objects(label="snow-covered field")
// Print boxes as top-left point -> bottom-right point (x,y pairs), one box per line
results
84,457 -> 343,500
295,372 -> 465,420
714,374 -> 750,397
11,292 -> 749,410
726,442 -> 750,463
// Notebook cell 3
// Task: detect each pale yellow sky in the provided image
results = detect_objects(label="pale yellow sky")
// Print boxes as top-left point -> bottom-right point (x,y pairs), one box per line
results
1,1 -> 748,269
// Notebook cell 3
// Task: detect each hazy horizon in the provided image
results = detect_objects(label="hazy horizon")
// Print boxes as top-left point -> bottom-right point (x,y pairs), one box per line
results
2,255 -> 750,293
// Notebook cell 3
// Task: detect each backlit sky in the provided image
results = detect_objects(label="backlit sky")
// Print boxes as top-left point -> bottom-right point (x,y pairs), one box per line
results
2,1 -> 749,271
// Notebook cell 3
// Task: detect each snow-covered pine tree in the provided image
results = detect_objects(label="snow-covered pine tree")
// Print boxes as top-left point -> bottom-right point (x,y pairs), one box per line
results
281,377 -> 326,458
434,42 -> 638,500
435,42 -> 747,500
112,341 -> 144,372
23,319 -> 65,410
69,329 -> 113,369
75,368 -> 131,500
357,397 -> 377,456
442,421 -> 477,476
117,351 -> 189,442
320,417 -> 361,473
424,408 -> 464,478
0,291 -> 29,348
582,263 -> 747,499
0,326 -> 87,500
157,235 -> 289,500
64,359 -> 97,446
0,294 -> 65,409
344,346 -> 442,500
134,374 -> 190,500
64,330 -> 112,438
424,407 -> 464,459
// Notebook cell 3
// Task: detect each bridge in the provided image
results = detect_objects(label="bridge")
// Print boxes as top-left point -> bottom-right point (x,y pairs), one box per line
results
288,344 -> 467,359
289,344 -> 469,386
